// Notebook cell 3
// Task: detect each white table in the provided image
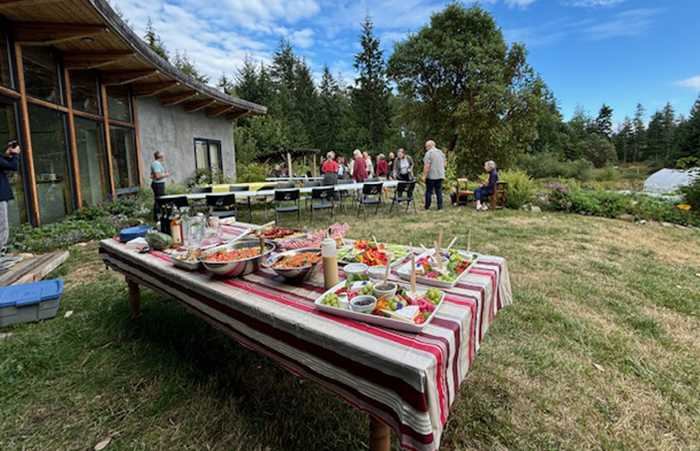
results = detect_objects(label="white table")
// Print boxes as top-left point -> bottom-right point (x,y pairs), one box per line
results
158,180 -> 400,201
265,176 -> 324,182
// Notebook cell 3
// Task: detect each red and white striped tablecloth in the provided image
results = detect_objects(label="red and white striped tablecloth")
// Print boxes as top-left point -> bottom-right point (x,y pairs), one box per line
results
99,231 -> 512,451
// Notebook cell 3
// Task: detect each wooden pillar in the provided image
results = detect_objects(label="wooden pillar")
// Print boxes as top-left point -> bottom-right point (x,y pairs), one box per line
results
369,416 -> 390,451
313,153 -> 317,178
127,278 -> 141,318
13,43 -> 41,226
101,83 -> 116,198
131,93 -> 143,187
286,151 -> 293,178
63,68 -> 83,208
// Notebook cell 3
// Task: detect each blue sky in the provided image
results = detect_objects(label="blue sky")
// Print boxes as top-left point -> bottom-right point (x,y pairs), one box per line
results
111,0 -> 700,126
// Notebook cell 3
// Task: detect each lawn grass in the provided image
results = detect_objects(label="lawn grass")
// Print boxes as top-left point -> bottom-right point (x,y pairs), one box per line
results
2,201 -> 700,451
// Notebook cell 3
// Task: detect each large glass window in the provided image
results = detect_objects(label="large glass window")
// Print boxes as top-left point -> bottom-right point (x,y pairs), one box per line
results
23,46 -> 63,105
106,85 -> 132,122
70,70 -> 100,115
194,138 -> 223,173
0,100 -> 27,225
0,24 -> 13,88
74,117 -> 108,206
110,126 -> 138,190
28,104 -> 73,223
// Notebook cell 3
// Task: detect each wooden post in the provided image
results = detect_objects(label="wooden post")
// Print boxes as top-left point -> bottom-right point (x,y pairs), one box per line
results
286,151 -> 293,179
313,153 -> 317,178
127,278 -> 141,318
369,416 -> 390,451
63,68 -> 83,208
101,83 -> 116,198
131,92 -> 143,187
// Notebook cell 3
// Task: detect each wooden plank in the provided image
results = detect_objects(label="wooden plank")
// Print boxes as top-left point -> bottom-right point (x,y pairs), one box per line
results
132,92 -> 143,187
14,43 -> 41,226
183,98 -> 215,113
63,67 -> 82,208
0,0 -> 63,9
14,251 -> 70,285
63,51 -> 135,70
25,96 -> 69,112
101,83 -> 116,198
131,81 -> 178,97
225,110 -> 252,121
0,252 -> 66,287
15,23 -> 107,46
102,70 -> 158,86
160,90 -> 196,106
0,85 -> 20,99
205,104 -> 233,118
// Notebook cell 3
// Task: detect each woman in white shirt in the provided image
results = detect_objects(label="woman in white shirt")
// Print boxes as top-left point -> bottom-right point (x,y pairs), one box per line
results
363,151 -> 374,178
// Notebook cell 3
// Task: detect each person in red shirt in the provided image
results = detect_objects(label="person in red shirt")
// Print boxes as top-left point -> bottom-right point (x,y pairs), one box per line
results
376,154 -> 388,179
321,151 -> 338,185
351,149 -> 367,182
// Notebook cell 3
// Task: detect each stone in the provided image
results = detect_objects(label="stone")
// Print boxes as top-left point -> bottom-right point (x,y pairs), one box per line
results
617,214 -> 635,222
0,333 -> 13,341
531,206 -> 542,213
638,220 -> 647,225
661,222 -> 673,228
675,224 -> 689,230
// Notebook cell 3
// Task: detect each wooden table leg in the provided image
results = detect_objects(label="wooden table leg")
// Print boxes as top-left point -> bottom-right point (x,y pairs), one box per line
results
369,415 -> 391,451
127,277 -> 141,319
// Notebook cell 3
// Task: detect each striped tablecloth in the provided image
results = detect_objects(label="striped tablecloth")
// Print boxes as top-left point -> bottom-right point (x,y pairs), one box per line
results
99,230 -> 512,451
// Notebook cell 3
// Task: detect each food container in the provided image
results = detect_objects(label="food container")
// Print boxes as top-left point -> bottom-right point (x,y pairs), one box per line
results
344,263 -> 368,277
350,295 -> 376,313
200,240 -> 276,278
373,282 -> 397,300
0,280 -> 63,328
337,292 -> 350,310
265,248 -> 321,282
171,251 -> 203,271
367,266 -> 388,280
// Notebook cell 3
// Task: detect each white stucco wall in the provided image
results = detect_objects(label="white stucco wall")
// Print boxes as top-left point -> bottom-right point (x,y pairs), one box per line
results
135,96 -> 235,185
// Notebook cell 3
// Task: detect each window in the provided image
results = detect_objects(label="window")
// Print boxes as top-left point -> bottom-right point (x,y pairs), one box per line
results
74,117 -> 108,206
110,126 -> 139,189
0,23 -> 13,88
23,46 -> 63,105
28,104 -> 73,224
70,70 -> 100,115
0,100 -> 27,225
106,85 -> 132,122
194,138 -> 222,174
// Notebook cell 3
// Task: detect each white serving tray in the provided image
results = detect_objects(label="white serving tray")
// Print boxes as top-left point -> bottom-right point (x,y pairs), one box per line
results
313,281 -> 445,333
336,244 -> 411,268
396,250 -> 480,289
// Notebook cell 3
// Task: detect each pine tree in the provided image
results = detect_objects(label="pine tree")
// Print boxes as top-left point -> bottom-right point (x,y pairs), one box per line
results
174,50 -> 210,84
593,104 -> 614,139
677,94 -> 700,160
613,117 -> 634,163
217,73 -> 234,95
351,14 -> 391,151
317,65 -> 343,151
632,103 -> 646,162
144,18 -> 169,61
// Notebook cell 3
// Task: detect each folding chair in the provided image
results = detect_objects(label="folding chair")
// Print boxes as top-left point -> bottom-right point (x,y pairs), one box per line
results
309,186 -> 335,226
229,186 -> 252,222
336,179 -> 354,212
189,186 -> 212,208
357,182 -> 384,218
205,193 -> 238,219
303,180 -> 322,208
274,189 -> 301,226
389,180 -> 417,214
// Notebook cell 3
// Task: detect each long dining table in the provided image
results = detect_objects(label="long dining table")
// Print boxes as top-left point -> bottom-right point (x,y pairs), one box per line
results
99,221 -> 512,451
157,180 -> 400,202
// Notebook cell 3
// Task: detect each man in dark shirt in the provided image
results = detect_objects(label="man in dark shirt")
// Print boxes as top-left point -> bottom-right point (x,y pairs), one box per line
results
474,160 -> 499,211
1,141 -> 21,254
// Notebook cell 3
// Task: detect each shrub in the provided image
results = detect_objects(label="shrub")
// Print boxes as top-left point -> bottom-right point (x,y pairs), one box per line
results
236,162 -> 269,183
593,166 -> 620,182
679,175 -> 700,211
165,182 -> 186,195
499,170 -> 536,209
676,157 -> 700,169
516,153 -> 594,181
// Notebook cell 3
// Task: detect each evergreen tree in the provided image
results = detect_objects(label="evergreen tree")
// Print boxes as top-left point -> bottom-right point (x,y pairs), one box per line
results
613,117 -> 634,163
317,65 -> 343,152
235,56 -> 262,102
292,58 -> 318,147
217,73 -> 234,95
676,95 -> 700,161
174,50 -> 210,84
352,14 -> 391,151
144,19 -> 169,61
632,103 -> 646,162
532,87 -> 570,156
593,104 -> 614,139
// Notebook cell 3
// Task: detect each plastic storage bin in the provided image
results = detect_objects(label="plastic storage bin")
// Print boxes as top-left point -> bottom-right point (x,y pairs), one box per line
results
119,226 -> 152,243
0,280 -> 64,328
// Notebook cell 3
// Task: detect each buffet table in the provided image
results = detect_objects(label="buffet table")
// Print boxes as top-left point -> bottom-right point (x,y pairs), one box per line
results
98,223 -> 512,451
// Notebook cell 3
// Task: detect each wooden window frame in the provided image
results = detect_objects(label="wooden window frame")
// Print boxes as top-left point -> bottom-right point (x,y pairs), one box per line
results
193,137 -> 223,173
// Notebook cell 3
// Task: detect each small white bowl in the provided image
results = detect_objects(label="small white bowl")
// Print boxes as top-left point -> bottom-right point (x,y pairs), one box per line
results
367,265 -> 388,280
350,295 -> 377,313
373,282 -> 397,300
344,263 -> 368,276
337,292 -> 350,310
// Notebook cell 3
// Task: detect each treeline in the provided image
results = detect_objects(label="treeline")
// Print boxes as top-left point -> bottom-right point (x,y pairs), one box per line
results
143,4 -> 700,175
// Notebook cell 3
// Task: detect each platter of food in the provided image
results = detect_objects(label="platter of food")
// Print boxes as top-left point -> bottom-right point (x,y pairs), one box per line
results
258,226 -> 305,242
396,249 -> 479,288
337,240 -> 410,267
199,240 -> 276,278
170,249 -> 204,271
315,280 -> 445,333
263,248 -> 322,281
277,222 -> 349,250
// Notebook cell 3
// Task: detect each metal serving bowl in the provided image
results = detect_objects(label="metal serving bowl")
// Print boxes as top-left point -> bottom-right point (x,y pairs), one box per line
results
200,240 -> 276,278
265,248 -> 322,282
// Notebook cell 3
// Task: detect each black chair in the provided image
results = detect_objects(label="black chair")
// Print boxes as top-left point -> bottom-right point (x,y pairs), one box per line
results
274,189 -> 301,226
309,186 -> 335,226
206,194 -> 238,219
155,195 -> 189,233
357,182 -> 384,218
189,186 -> 212,208
303,180 -> 322,207
277,182 -> 296,189
389,181 -> 417,214
336,179 -> 354,212
250,184 -> 277,222
229,186 -> 252,222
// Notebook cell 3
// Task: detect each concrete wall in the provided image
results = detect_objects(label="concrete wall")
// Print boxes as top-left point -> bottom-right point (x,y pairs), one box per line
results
135,96 -> 235,186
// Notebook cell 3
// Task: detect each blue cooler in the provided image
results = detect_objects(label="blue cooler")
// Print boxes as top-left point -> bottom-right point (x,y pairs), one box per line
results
119,226 -> 152,243
0,280 -> 64,328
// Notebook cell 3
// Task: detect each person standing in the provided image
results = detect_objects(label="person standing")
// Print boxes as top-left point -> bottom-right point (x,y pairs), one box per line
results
376,154 -> 388,179
351,149 -> 367,182
150,151 -> 170,220
1,141 -> 21,254
421,140 -> 446,210
387,151 -> 395,177
337,156 -> 348,180
363,151 -> 374,178
321,151 -> 339,186
474,161 -> 499,211
391,148 -> 414,181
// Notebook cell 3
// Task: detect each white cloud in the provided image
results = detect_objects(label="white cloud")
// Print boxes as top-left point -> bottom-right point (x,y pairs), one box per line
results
585,8 -> 662,40
288,28 -> 315,49
505,0 -> 538,8
566,0 -> 628,7
673,76 -> 700,92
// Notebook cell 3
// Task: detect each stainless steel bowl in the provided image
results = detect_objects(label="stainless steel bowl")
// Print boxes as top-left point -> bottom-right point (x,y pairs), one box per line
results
265,248 -> 322,282
200,240 -> 276,278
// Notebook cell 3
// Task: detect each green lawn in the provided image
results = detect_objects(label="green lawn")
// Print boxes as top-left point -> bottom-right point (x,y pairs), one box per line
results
2,203 -> 700,451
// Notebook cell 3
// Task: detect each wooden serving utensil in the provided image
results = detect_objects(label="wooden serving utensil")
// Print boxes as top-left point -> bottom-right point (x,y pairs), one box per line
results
467,229 -> 472,254
378,308 -> 413,322
434,241 -> 443,270
445,236 -> 458,252
437,229 -> 443,252
383,255 -> 392,286
410,253 -> 417,293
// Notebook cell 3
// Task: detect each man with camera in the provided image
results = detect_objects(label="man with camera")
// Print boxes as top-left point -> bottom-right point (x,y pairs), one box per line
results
1,140 -> 21,254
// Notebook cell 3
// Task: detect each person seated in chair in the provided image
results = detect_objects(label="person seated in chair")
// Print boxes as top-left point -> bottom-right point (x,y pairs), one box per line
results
474,160 -> 498,211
